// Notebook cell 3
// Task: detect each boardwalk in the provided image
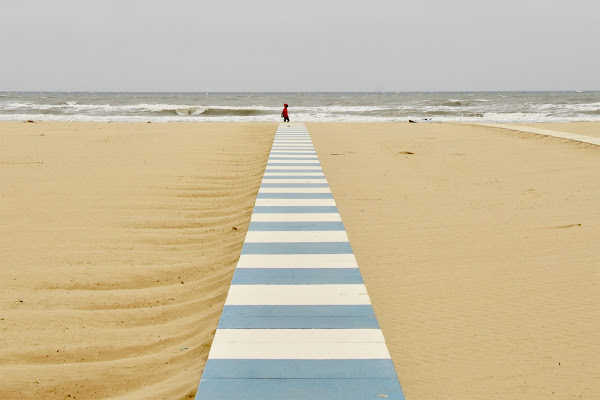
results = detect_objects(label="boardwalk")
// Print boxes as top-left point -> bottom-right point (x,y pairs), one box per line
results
195,123 -> 405,400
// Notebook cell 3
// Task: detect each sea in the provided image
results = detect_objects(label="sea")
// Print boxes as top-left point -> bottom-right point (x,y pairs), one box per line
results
1,91 -> 599,123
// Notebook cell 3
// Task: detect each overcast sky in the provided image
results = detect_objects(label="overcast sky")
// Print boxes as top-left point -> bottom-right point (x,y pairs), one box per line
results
1,0 -> 598,92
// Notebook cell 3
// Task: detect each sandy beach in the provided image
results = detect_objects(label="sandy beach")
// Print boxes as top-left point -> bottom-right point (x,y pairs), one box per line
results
519,122 -> 600,139
0,122 -> 276,399
309,122 -> 600,399
1,121 -> 599,399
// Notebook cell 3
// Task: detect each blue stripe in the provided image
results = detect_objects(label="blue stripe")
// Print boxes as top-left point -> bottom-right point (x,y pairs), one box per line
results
218,305 -> 378,329
269,157 -> 318,160
260,183 -> 329,188
269,152 -> 316,155
248,221 -> 344,231
231,268 -> 364,285
195,378 -> 404,400
262,175 -> 325,179
253,206 -> 338,213
201,359 -> 397,379
263,169 -> 322,173
241,242 -> 353,254
267,163 -> 321,167
220,304 -> 375,318
256,193 -> 332,199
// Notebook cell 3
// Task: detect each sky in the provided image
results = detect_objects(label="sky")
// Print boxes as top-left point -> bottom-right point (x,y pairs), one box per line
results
1,0 -> 599,92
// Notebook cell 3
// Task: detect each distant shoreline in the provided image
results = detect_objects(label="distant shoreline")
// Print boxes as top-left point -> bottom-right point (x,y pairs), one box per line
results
2,91 -> 599,123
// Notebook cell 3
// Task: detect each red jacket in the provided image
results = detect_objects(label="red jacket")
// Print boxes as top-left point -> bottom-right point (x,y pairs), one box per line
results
282,106 -> 288,118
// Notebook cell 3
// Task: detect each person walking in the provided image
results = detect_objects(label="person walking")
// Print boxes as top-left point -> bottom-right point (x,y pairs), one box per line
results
281,103 -> 289,122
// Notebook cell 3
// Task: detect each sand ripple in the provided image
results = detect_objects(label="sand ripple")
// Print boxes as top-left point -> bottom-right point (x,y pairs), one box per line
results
0,122 -> 275,399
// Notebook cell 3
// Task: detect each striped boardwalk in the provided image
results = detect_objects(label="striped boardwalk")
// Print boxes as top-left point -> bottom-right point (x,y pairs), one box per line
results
195,123 -> 405,400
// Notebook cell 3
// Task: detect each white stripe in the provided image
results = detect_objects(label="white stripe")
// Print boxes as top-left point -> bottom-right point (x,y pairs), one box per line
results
263,172 -> 324,177
267,160 -> 318,164
270,152 -> 317,155
270,149 -> 315,152
207,342 -> 391,360
267,160 -> 319,163
265,166 -> 322,171
244,230 -> 348,243
254,199 -> 335,206
273,143 -> 313,146
270,149 -> 314,152
237,253 -> 358,268
269,155 -> 318,159
214,329 -> 384,343
258,187 -> 331,193
259,179 -> 327,184
272,144 -> 313,147
250,213 -> 341,222
225,284 -> 372,305
270,148 -> 314,151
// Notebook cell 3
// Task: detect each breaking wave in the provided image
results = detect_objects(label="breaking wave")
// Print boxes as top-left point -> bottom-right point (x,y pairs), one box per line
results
1,92 -> 599,123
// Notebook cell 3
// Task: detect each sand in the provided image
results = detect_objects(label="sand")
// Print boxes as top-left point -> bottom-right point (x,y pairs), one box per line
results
1,121 -> 599,400
519,122 -> 600,139
0,122 -> 275,399
309,122 -> 600,400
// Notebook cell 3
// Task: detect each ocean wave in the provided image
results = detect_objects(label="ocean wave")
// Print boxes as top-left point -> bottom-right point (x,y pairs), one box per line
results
174,107 -> 206,116
421,99 -> 468,107
2,111 -> 600,124
0,102 -> 284,118
200,108 -> 274,117
580,109 -> 600,115
2,92 -> 599,123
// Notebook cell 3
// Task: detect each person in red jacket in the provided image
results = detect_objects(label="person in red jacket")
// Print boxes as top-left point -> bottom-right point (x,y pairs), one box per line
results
281,103 -> 289,122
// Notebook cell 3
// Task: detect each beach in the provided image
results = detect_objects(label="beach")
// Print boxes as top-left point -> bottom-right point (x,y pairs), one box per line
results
0,122 -> 276,399
1,121 -> 599,399
309,122 -> 600,399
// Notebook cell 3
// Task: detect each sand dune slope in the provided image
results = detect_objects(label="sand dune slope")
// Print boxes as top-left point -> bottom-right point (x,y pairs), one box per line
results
0,122 -> 275,399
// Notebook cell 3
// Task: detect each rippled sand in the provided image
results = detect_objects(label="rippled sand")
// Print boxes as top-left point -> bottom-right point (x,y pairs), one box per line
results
0,122 -> 275,399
